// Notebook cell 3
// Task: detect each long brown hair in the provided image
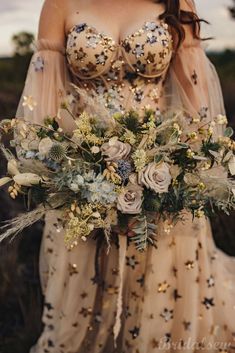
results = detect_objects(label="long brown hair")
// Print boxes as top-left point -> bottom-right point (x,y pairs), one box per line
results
157,0 -> 209,49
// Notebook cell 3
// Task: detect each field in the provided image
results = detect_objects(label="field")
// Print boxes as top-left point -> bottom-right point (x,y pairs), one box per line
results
0,50 -> 235,353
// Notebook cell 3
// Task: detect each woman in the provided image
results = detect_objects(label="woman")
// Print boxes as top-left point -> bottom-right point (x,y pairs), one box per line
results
16,0 -> 235,352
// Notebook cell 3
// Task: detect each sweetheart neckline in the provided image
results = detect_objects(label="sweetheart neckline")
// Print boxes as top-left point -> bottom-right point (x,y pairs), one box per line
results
66,18 -> 171,48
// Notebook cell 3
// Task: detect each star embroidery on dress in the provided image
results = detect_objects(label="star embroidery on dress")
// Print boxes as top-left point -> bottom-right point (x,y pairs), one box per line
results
94,313 -> 102,323
129,326 -> 140,339
75,47 -> 87,61
134,88 -> 144,102
173,289 -> 182,301
182,320 -> 191,331
191,70 -> 198,85
151,338 -> 159,348
47,324 -> 54,331
131,291 -> 140,300
48,339 -> 55,347
75,23 -> 87,33
45,313 -> 53,320
144,21 -> 157,31
146,33 -> 158,45
201,297 -> 215,309
172,266 -> 178,277
198,106 -> 209,119
80,291 -> 88,299
132,43 -> 145,58
164,333 -> 171,343
22,95 -> 37,111
79,307 -> 92,317
68,263 -> 79,276
159,50 -> 168,59
106,285 -> 119,294
32,56 -> 44,72
126,255 -> 139,269
158,281 -> 170,293
210,251 -> 218,262
207,275 -> 215,288
146,51 -> 156,64
125,306 -> 132,318
86,61 -> 97,72
45,302 -> 54,311
160,308 -> 174,322
95,51 -> 108,65
185,260 -> 194,270
123,41 -> 132,53
136,274 -> 145,287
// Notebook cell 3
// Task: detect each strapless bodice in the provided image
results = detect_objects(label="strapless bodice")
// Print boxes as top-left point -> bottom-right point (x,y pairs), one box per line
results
66,20 -> 173,79
65,19 -> 173,114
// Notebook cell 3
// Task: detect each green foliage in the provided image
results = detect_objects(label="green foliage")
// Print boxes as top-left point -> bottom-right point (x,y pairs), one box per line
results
12,32 -> 34,56
118,110 -> 141,133
128,214 -> 157,251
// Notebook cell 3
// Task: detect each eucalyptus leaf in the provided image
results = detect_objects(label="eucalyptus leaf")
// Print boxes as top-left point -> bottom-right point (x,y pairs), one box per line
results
224,127 -> 234,138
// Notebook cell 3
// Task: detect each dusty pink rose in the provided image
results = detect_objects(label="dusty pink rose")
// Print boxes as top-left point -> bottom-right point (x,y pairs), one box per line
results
101,138 -> 131,162
138,162 -> 171,194
117,184 -> 143,214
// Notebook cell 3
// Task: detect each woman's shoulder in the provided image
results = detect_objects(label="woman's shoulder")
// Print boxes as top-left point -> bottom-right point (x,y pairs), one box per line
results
39,0 -> 68,42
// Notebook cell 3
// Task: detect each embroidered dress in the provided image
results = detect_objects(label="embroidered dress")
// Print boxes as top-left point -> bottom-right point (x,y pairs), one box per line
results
16,0 -> 235,352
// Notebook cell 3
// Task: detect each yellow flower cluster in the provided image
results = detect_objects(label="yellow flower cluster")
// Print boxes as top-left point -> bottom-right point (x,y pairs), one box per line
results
122,130 -> 136,145
132,149 -> 148,172
73,112 -> 104,145
64,201 -> 107,249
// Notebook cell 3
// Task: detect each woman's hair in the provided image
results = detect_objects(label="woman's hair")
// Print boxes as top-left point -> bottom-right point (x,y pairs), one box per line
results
157,0 -> 209,49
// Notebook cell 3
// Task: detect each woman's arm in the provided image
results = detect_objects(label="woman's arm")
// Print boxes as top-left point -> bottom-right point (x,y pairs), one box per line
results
168,0 -> 225,136
16,0 -> 71,127
38,0 -> 65,43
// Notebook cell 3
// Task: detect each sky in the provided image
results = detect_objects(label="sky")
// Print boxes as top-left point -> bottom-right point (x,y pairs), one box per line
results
0,0 -> 235,56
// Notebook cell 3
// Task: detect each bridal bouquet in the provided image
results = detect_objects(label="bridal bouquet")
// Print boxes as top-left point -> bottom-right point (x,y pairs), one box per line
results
0,95 -> 235,251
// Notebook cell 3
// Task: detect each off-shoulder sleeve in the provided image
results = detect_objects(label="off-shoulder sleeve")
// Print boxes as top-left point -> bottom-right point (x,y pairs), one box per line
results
16,39 -> 71,126
166,0 -> 225,135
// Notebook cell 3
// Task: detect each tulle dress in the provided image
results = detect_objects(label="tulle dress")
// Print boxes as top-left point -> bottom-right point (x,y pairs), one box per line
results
16,0 -> 235,352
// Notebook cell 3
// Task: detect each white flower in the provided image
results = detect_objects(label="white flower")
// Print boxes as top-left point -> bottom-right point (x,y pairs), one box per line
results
101,139 -> 131,162
216,114 -> 228,125
228,155 -> 235,176
138,162 -> 171,194
117,184 -> 143,214
38,137 -> 54,156
91,146 -> 100,154
22,96 -> 37,111
13,173 -> 42,186
7,159 -> 19,176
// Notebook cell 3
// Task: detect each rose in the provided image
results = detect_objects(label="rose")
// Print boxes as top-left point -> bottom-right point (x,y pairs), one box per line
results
101,137 -> 131,162
138,162 -> 171,194
117,184 -> 143,214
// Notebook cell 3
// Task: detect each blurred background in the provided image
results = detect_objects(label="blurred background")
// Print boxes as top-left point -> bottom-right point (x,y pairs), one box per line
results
0,1 -> 235,352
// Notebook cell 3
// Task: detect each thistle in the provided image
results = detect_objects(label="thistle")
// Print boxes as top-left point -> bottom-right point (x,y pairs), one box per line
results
49,143 -> 66,162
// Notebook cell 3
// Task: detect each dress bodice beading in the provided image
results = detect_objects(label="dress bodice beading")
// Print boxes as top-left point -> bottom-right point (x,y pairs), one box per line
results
65,19 -> 173,114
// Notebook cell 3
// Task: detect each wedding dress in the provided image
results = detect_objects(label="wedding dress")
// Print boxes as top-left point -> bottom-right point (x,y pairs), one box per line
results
16,0 -> 235,352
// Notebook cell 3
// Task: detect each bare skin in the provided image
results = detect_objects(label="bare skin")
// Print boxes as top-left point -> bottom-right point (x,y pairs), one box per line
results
39,0 -> 165,45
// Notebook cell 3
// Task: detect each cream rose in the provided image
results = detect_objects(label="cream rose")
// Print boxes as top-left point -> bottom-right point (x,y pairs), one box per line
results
117,184 -> 143,214
138,162 -> 171,194
101,138 -> 131,162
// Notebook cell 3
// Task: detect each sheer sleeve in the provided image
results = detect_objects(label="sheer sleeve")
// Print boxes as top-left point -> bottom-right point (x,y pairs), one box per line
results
16,39 -> 70,125
167,0 -> 225,136
15,0 -> 75,132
